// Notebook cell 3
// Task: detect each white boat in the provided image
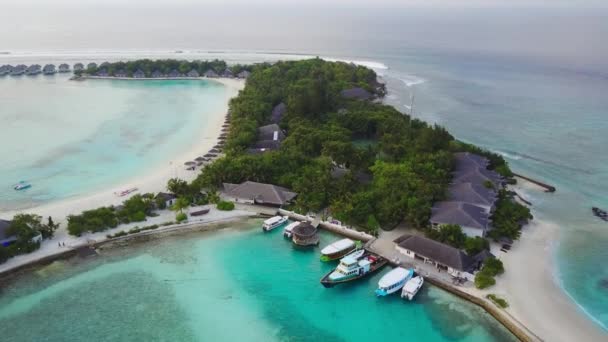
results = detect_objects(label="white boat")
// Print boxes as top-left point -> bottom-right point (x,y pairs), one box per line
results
14,181 -> 32,191
283,221 -> 300,239
262,216 -> 288,232
401,276 -> 424,300
320,252 -> 387,287
375,267 -> 414,296
344,248 -> 365,260
320,238 -> 357,261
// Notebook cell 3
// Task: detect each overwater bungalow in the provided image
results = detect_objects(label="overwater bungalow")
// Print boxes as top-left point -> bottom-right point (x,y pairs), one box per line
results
151,70 -> 163,78
204,69 -> 219,78
11,64 -> 27,76
0,65 -> 11,76
291,222 -> 320,247
43,64 -> 56,75
221,69 -> 234,78
58,63 -> 70,72
221,181 -> 297,207
237,70 -> 251,79
87,62 -> 97,70
133,69 -> 146,78
73,63 -> 84,72
187,69 -> 200,77
26,64 -> 42,75
114,69 -> 127,77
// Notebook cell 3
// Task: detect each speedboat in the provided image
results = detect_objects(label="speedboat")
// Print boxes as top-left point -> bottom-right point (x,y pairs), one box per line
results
375,267 -> 414,296
401,275 -> 424,300
283,221 -> 300,239
14,181 -> 31,191
320,238 -> 358,261
262,216 -> 288,232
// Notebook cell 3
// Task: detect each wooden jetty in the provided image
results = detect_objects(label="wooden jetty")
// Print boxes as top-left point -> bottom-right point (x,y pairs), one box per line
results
513,172 -> 556,193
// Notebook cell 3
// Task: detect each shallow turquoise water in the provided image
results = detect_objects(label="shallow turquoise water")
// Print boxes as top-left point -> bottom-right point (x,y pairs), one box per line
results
0,74 -> 231,210
0,222 -> 516,342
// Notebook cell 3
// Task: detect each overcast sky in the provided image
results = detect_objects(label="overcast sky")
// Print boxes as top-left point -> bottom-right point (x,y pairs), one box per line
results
3,0 -> 608,8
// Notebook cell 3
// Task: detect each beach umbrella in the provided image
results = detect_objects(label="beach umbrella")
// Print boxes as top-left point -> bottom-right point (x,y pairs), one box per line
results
213,144 -> 222,149
209,149 -> 220,153
184,161 -> 196,166
194,157 -> 205,162
204,153 -> 217,158
217,137 -> 227,141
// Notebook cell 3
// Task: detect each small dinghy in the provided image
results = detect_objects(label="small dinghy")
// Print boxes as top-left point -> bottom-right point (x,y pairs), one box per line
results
14,181 -> 32,191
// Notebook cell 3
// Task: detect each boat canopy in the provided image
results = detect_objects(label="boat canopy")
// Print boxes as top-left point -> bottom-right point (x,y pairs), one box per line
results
263,216 -> 284,225
403,276 -> 423,293
321,238 -> 355,255
378,267 -> 412,288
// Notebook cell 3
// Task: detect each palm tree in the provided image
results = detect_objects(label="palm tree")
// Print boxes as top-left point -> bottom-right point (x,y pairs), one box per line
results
171,197 -> 190,214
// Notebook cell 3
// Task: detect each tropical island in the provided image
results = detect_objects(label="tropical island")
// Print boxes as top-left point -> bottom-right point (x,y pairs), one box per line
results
1,58 -> 539,340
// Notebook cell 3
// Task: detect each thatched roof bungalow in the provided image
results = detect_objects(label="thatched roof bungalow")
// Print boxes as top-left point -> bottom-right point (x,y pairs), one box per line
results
58,63 -> 70,73
291,222 -> 319,247
222,181 -> 297,207
43,64 -> 56,75
114,70 -> 127,77
133,69 -> 146,78
237,70 -> 251,79
73,63 -> 84,71
151,70 -> 164,78
187,69 -> 200,77
221,69 -> 234,78
204,69 -> 219,78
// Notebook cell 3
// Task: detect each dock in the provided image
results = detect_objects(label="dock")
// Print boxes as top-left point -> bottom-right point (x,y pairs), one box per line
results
278,209 -> 374,243
512,173 -> 556,193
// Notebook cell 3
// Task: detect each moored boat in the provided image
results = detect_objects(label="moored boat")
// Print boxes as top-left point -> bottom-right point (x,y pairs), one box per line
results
262,216 -> 288,232
283,221 -> 299,239
320,252 -> 387,288
375,267 -> 414,296
320,238 -> 359,261
592,207 -> 608,222
14,181 -> 32,191
401,275 -> 424,300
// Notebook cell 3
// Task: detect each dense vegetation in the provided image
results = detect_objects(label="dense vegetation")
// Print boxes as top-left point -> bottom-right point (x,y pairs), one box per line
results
216,201 -> 235,211
475,257 -> 505,289
0,214 -> 57,263
67,194 -> 157,236
488,190 -> 533,241
76,59 -> 253,78
486,294 -> 509,308
192,58 -> 462,232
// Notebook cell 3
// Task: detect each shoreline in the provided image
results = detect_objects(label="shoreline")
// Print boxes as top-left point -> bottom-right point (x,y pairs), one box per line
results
487,179 -> 608,341
0,213 -> 259,283
0,77 -> 243,221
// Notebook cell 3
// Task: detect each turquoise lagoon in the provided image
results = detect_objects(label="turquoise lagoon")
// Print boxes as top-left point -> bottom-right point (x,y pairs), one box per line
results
0,74 -> 231,211
0,222 -> 516,342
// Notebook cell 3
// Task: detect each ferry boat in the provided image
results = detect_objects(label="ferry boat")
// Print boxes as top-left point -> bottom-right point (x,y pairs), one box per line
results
320,252 -> 387,288
320,238 -> 359,261
262,216 -> 288,232
375,267 -> 414,296
283,221 -> 299,239
14,181 -> 32,191
401,275 -> 424,300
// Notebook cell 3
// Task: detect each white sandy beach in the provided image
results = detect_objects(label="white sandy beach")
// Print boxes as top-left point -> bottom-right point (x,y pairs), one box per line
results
0,77 -> 245,273
482,180 -> 608,342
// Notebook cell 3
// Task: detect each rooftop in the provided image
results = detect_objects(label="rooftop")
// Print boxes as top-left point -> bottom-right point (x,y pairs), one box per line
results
395,234 -> 475,272
430,201 -> 490,230
222,181 -> 297,206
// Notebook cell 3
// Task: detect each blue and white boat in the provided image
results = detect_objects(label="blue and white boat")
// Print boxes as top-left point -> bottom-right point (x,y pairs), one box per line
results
14,181 -> 32,191
375,267 -> 414,296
